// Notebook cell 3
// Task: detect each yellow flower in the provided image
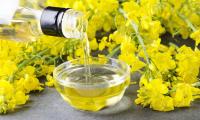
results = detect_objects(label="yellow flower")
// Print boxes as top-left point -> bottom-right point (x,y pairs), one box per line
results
168,0 -> 186,10
171,83 -> 193,107
14,91 -> 29,105
19,66 -> 35,76
140,17 -> 152,30
0,80 -> 14,100
122,1 -> 140,18
119,54 -> 145,72
41,65 -> 55,75
73,1 -> 87,12
97,54 -> 108,64
87,14 -> 104,39
89,38 -> 98,50
120,37 -> 136,54
97,0 -> 119,13
67,55 -> 74,61
24,74 -> 43,92
50,48 -> 58,56
0,80 -> 16,114
87,23 -> 97,39
135,78 -> 173,112
46,0 -> 73,7
176,46 -> 200,83
139,75 -> 148,87
114,14 -> 126,29
148,79 -> 169,95
150,95 -> 174,112
191,87 -> 200,100
75,47 -> 84,57
189,13 -> 200,26
6,99 -> 16,113
109,31 -> 125,44
151,52 -> 176,73
99,37 -> 109,51
15,74 -> 43,93
103,15 -> 114,32
86,0 -> 98,10
45,75 -> 55,87
140,20 -> 165,44
190,29 -> 200,46
0,60 -> 17,77
161,4 -> 171,20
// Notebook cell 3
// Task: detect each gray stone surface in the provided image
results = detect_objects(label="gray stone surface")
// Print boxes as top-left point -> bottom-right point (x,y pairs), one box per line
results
1,83 -> 200,120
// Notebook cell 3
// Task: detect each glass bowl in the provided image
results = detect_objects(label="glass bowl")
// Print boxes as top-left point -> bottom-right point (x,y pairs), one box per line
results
53,57 -> 130,111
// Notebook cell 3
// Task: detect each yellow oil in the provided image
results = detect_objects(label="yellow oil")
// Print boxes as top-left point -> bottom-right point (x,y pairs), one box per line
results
54,65 -> 130,111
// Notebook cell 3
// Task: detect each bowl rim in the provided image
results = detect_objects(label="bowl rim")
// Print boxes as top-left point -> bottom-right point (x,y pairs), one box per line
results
53,57 -> 130,87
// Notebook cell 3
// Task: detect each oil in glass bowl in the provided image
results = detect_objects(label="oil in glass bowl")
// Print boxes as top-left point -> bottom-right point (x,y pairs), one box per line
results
53,57 -> 130,111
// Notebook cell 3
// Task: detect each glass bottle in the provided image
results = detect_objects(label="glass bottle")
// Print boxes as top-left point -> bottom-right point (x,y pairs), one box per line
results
0,0 -> 87,42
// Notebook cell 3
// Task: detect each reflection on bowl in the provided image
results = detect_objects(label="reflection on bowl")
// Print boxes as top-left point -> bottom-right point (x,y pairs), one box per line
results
53,57 -> 130,111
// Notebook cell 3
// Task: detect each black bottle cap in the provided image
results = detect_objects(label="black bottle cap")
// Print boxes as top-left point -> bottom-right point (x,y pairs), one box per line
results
40,6 -> 70,37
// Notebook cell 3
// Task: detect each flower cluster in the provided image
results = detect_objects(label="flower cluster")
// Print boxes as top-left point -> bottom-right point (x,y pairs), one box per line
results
136,41 -> 200,111
0,0 -> 200,113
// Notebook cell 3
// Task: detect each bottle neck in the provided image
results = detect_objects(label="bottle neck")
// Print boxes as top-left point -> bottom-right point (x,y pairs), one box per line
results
12,7 -> 44,36
40,7 -> 88,39
18,7 -> 42,20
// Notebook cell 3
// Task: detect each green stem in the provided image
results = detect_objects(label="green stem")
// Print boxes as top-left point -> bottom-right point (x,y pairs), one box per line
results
17,39 -> 63,70
18,48 -> 50,70
119,8 -> 151,65
8,39 -> 64,82
177,12 -> 197,32
107,45 -> 121,57
119,8 -> 153,81
7,48 -> 50,82
177,0 -> 188,12
177,12 -> 198,48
